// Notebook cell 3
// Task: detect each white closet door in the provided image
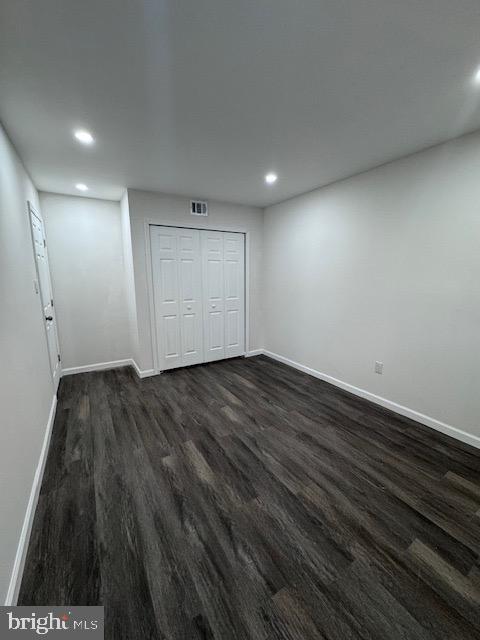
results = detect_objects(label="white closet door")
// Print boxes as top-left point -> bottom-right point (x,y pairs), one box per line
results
152,226 -> 245,371
178,229 -> 204,366
151,226 -> 203,370
201,230 -> 226,362
224,233 -> 245,358
201,230 -> 245,362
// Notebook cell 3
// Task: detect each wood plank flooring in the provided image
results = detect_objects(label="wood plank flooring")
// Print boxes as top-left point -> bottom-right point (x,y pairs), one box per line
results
19,355 -> 480,639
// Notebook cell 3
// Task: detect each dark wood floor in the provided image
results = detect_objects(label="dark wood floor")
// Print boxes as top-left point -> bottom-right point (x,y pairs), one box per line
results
19,355 -> 480,639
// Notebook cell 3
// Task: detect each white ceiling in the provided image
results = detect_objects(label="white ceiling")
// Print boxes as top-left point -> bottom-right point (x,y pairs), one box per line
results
1,0 -> 480,206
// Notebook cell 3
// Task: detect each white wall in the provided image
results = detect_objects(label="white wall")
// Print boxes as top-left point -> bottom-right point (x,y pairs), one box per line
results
126,189 -> 264,372
0,123 -> 55,602
264,131 -> 480,445
120,191 -> 139,364
40,193 -> 130,370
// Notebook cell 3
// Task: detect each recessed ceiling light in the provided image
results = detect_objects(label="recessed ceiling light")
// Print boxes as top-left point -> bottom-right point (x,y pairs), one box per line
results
75,183 -> 88,191
74,129 -> 94,145
265,172 -> 278,184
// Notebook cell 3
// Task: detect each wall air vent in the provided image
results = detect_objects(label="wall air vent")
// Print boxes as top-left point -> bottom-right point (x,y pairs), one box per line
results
190,200 -> 208,216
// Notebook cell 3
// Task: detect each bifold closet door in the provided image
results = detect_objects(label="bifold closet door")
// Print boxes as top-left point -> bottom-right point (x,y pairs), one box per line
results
201,230 -> 245,362
223,232 -> 245,358
150,226 -> 203,370
151,226 -> 245,371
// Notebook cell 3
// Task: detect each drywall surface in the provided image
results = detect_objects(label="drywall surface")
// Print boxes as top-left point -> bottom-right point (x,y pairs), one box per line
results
120,190 -> 138,364
40,192 -> 130,369
0,123 -> 54,601
127,189 -> 264,371
264,131 -> 480,440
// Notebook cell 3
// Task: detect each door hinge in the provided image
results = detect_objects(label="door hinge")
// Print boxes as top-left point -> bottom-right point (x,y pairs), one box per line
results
51,298 -> 54,307
58,354 -> 61,362
43,239 -> 46,247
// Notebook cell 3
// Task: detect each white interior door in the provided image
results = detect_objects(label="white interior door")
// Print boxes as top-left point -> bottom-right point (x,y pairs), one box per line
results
223,232 -> 245,358
29,202 -> 61,390
201,230 -> 245,362
201,230 -> 226,362
150,226 -> 203,370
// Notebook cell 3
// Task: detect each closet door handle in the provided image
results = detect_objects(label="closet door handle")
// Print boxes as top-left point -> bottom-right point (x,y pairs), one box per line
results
212,304 -> 216,308
187,305 -> 192,310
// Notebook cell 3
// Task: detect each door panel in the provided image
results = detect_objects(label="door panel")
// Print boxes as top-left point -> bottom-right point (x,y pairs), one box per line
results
182,313 -> 197,354
209,312 -> 224,349
164,315 -> 180,358
207,260 -> 223,299
160,259 -> 177,302
179,259 -> 194,300
225,260 -> 237,299
223,233 -> 245,358
201,231 -> 225,362
151,226 -> 203,370
29,203 -> 61,390
178,229 -> 203,366
151,228 -> 182,370
226,309 -> 239,347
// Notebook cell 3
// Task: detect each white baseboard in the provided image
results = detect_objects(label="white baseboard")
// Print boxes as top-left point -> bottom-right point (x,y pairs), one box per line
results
130,359 -> 157,379
263,350 -> 480,450
5,394 -> 58,605
61,359 -> 158,379
61,359 -> 132,376
245,349 -> 264,358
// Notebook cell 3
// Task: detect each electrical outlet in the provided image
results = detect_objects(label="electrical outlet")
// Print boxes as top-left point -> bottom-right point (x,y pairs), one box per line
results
375,361 -> 384,374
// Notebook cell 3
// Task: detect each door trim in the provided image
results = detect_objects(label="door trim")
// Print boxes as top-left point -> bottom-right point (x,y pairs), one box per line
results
145,220 -> 250,373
